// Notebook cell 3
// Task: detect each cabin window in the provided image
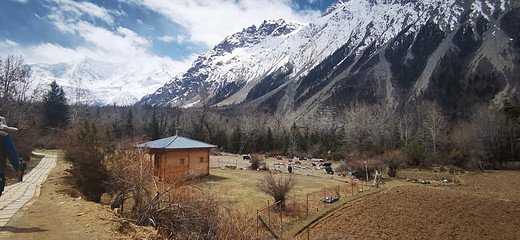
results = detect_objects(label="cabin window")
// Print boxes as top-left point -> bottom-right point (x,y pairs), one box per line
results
200,157 -> 204,163
180,158 -> 185,165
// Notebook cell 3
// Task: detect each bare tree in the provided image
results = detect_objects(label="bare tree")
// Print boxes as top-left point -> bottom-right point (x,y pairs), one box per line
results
240,111 -> 267,153
190,103 -> 212,140
398,102 -> 418,146
450,120 -> 478,168
344,101 -> 390,155
258,172 -> 296,210
0,55 -> 32,104
421,102 -> 447,155
68,77 -> 93,124
469,105 -> 513,168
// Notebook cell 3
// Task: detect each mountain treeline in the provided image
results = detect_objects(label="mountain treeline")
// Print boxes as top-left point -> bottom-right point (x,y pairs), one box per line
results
2,55 -> 520,172
1,54 -> 519,201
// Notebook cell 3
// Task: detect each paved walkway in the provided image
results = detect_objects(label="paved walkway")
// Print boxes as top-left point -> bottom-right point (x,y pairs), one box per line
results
0,154 -> 56,228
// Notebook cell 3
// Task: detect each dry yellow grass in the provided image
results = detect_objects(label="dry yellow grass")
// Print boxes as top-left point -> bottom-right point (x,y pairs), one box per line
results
202,169 -> 349,211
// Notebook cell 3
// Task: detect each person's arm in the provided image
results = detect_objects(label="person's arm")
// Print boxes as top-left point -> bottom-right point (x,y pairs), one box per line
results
4,134 -> 20,171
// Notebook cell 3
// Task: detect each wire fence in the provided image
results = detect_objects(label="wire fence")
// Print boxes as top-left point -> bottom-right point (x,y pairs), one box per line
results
255,177 -> 366,239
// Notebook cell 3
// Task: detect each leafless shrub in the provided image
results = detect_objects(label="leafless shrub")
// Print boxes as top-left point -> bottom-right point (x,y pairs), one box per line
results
250,153 -> 266,170
382,149 -> 406,177
137,183 -> 255,239
258,172 -> 296,210
104,139 -> 154,215
334,161 -> 349,174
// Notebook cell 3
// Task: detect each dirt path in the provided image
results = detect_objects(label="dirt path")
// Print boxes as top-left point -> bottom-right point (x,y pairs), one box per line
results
297,171 -> 520,239
0,151 -> 156,240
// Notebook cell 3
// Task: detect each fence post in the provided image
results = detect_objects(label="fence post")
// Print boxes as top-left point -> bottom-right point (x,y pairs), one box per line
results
351,177 -> 354,196
306,194 -> 309,217
268,200 -> 270,229
256,209 -> 259,238
365,165 -> 368,186
279,209 -> 283,240
307,226 -> 310,240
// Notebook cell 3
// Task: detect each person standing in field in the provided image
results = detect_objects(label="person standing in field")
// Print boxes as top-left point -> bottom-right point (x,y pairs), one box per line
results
0,116 -> 22,197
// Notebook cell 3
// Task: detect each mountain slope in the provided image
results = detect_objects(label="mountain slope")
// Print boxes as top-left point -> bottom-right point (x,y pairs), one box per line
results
141,0 -> 520,120
30,57 -> 176,106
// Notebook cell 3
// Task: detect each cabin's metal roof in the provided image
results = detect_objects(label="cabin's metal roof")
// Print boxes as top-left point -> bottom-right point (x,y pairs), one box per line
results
137,135 -> 216,149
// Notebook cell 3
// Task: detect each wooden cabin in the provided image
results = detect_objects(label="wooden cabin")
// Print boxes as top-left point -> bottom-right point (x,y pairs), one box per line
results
138,135 -> 216,180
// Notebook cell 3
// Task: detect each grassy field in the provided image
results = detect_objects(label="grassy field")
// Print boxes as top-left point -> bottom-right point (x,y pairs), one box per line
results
202,169 -> 350,211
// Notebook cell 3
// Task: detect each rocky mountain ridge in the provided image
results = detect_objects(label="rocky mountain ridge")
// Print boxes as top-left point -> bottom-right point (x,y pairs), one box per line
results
141,0 -> 519,120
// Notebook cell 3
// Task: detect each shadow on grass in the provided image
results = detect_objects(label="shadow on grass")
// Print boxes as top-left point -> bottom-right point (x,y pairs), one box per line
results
198,174 -> 229,182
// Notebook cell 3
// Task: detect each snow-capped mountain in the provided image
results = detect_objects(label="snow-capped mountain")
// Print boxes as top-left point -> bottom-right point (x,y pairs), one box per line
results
140,19 -> 305,107
141,0 -> 520,120
30,57 -> 176,105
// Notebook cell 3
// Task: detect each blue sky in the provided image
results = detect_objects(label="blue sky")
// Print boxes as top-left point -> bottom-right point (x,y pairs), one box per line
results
0,0 -> 336,70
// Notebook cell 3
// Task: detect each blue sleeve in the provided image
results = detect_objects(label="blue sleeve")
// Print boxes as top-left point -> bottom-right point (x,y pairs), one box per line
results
5,134 -> 20,171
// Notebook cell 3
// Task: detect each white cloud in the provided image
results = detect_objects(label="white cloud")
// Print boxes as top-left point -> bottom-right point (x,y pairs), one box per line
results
0,40 -> 194,79
136,0 -> 320,48
74,22 -> 151,60
47,0 -> 115,25
158,35 -> 185,44
1,5 -> 192,73
0,39 -> 19,47
43,0 -> 152,63
158,35 -> 175,43
8,0 -> 28,3
0,42 -> 82,64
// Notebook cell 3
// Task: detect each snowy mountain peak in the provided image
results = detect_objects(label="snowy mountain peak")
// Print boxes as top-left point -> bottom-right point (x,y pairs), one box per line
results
215,19 -> 303,53
322,0 -> 349,17
30,58 -> 176,106
141,0 -> 520,117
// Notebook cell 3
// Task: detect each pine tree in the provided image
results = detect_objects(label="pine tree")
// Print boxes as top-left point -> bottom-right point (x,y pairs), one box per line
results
43,80 -> 68,127
228,125 -> 242,153
124,109 -> 134,137
147,111 -> 161,140
263,127 -> 275,152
